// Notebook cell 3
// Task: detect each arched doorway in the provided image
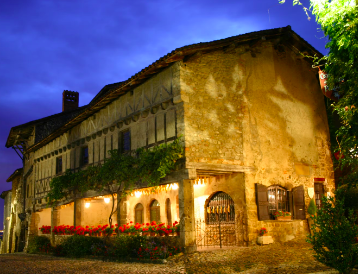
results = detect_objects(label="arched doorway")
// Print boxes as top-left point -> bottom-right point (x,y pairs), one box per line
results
196,191 -> 236,248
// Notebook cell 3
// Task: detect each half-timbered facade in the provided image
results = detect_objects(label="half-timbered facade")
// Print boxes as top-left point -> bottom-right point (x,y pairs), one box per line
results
3,26 -> 335,252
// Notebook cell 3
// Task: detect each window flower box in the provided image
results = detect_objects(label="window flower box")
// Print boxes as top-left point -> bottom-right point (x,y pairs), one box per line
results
273,211 -> 291,221
275,216 -> 292,221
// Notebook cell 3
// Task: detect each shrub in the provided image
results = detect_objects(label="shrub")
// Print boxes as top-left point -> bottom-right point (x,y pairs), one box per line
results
307,192 -> 358,274
307,199 -> 317,215
137,237 -> 182,260
53,245 -> 65,257
61,235 -> 104,257
27,236 -> 51,254
111,234 -> 146,259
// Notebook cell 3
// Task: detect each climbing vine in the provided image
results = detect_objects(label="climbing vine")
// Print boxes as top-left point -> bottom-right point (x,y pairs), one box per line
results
46,137 -> 184,226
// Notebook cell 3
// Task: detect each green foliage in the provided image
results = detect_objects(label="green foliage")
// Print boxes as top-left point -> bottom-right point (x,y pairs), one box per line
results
283,0 -> 358,186
27,236 -> 51,254
308,199 -> 317,215
53,244 -> 65,257
307,191 -> 358,274
61,235 -> 104,257
110,234 -> 147,259
339,185 -> 358,212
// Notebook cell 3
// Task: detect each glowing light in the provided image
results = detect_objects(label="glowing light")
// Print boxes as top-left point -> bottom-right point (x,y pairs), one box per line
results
85,202 -> 90,208
172,183 -> 178,190
134,191 -> 142,198
104,198 -> 110,203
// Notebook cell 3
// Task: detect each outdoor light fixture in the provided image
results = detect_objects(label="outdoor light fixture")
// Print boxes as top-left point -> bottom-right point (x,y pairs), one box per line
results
85,202 -> 90,208
172,183 -> 178,190
134,191 -> 142,198
104,198 -> 110,203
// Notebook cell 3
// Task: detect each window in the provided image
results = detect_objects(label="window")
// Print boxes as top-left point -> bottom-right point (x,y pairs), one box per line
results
81,147 -> 89,166
150,200 -> 160,224
206,192 -> 235,224
268,186 -> 288,219
135,203 -> 144,224
256,184 -> 305,220
165,198 -> 172,226
119,130 -> 131,153
314,183 -> 324,209
56,156 -> 63,174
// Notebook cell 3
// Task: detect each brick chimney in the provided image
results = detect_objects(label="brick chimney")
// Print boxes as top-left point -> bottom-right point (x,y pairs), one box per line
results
62,90 -> 79,112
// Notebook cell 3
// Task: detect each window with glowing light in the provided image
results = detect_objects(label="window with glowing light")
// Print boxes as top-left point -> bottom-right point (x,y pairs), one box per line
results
268,186 -> 288,219
135,203 -> 143,224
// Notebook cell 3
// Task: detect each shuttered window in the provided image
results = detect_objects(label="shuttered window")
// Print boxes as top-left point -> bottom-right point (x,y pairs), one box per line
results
255,184 -> 270,220
135,203 -> 143,224
150,200 -> 160,224
292,185 -> 306,219
256,184 -> 306,220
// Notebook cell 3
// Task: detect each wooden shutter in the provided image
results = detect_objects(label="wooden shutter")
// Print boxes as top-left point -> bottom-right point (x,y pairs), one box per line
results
292,185 -> 306,220
255,184 -> 270,220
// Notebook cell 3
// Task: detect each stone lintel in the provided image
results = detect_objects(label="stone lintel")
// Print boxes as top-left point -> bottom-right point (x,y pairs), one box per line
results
165,168 -> 197,182
186,162 -> 255,173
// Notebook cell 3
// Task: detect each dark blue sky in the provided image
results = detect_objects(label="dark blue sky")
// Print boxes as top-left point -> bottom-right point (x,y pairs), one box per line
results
0,0 -> 327,228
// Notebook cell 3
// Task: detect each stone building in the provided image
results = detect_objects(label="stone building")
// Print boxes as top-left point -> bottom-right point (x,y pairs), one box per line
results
0,168 -> 26,253
3,26 -> 334,252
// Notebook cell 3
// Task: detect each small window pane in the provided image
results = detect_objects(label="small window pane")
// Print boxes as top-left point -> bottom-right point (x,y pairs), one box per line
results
82,147 -> 89,165
56,157 -> 62,174
267,186 -> 288,219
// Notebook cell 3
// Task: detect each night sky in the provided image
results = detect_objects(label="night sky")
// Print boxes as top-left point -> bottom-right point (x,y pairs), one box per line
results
0,0 -> 328,229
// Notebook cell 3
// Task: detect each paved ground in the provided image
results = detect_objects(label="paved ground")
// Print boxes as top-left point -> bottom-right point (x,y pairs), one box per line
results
0,240 -> 356,274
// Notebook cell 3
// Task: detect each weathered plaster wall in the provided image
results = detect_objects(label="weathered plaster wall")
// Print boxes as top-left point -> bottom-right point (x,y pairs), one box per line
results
180,41 -> 335,244
1,192 -> 12,253
80,198 -> 118,227
57,203 -> 74,226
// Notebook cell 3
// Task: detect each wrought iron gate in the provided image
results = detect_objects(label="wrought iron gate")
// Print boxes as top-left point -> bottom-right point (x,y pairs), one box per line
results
195,219 -> 236,248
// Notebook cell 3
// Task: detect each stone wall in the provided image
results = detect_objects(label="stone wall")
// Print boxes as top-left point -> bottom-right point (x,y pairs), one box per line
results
179,40 -> 335,244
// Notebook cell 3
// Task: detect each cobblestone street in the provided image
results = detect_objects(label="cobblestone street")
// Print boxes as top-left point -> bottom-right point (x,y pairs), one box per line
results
0,240 -> 356,274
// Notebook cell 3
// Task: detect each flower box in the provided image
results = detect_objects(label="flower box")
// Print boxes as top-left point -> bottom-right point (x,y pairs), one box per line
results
275,216 -> 292,221
257,235 -> 273,245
